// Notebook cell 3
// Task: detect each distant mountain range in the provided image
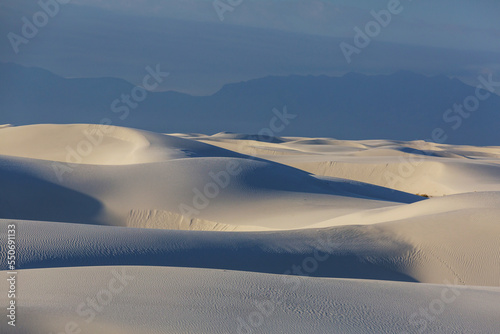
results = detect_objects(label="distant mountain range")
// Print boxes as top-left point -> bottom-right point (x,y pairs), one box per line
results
1,62 -> 499,145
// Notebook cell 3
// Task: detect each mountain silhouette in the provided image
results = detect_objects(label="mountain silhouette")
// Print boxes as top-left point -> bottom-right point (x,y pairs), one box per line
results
1,62 -> 498,145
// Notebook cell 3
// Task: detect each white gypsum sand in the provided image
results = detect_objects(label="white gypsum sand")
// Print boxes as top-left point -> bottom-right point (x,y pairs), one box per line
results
2,266 -> 500,334
0,124 -> 499,333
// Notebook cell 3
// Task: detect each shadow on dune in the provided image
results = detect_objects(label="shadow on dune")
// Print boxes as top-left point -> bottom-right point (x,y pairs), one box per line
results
23,247 -> 417,283
0,167 -> 104,225
8,222 -> 418,283
231,160 -> 424,204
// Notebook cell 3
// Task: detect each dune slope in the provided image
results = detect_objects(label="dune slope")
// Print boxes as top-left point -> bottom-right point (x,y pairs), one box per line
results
0,124 -> 422,229
1,266 -> 499,334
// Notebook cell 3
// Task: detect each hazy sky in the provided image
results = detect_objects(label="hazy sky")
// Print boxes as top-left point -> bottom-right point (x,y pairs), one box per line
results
1,0 -> 499,94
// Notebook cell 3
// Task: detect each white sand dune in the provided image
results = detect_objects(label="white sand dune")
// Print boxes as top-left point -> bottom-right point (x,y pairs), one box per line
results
1,266 -> 499,334
0,154 -> 420,229
0,124 -> 499,333
192,134 -> 500,196
2,196 -> 499,286
313,191 -> 500,227
0,124 -> 421,229
0,123 -> 242,164
0,218 -> 417,283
